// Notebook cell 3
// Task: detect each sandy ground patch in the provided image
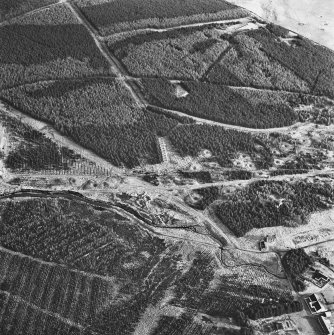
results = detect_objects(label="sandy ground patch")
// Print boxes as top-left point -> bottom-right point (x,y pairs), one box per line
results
228,0 -> 334,50
238,207 -> 334,251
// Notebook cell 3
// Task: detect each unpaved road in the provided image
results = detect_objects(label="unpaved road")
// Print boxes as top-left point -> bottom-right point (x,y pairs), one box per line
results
102,17 -> 253,39
66,1 -> 146,109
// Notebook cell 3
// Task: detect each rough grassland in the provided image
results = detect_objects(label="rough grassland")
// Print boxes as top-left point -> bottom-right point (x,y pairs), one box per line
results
76,0 -> 248,34
0,4 -> 110,90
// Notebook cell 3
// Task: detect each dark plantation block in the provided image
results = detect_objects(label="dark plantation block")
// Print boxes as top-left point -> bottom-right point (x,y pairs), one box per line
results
77,0 -> 246,34
0,295 -> 19,334
1,80 -> 178,168
140,78 -> 297,128
0,0 -> 57,21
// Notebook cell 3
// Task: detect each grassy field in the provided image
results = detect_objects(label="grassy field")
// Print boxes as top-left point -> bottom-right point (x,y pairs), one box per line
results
108,26 -> 229,80
75,0 -> 248,34
0,79 -> 178,168
0,4 -> 110,90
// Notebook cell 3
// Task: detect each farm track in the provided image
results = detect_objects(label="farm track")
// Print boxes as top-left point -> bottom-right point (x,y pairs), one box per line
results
201,45 -> 233,80
148,103 -> 297,132
101,17 -> 252,40
168,168 -> 334,190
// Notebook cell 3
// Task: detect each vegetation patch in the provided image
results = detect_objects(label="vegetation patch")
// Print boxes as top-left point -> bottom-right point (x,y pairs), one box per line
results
1,79 -> 178,168
168,124 -> 273,168
76,0 -> 247,34
179,170 -> 212,184
247,28 -> 334,98
0,197 -> 182,334
215,180 -> 334,237
188,186 -> 220,210
1,113 -> 79,171
281,248 -> 313,291
0,0 -> 57,21
0,197 -> 291,334
141,78 -> 297,128
108,26 -> 229,80
0,4 -> 110,89
207,33 -> 309,92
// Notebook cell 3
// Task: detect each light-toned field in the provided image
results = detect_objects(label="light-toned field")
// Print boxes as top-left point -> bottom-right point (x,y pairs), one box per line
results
228,0 -> 334,50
